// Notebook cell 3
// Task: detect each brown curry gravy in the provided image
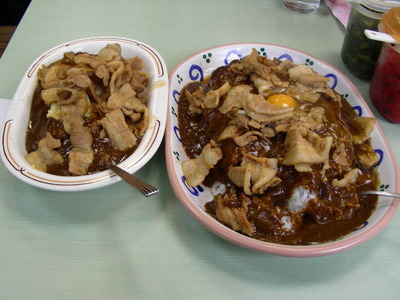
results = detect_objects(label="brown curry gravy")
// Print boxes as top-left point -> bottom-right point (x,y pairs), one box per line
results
178,63 -> 378,245
26,76 -> 139,176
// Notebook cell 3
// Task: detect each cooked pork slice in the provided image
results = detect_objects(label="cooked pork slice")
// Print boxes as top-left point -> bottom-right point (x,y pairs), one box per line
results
185,87 -> 205,114
69,123 -> 93,152
214,194 -> 255,236
38,62 -> 70,89
233,131 -> 262,147
129,70 -> 150,100
41,88 -> 61,105
218,125 -> 240,141
42,87 -> 83,106
66,67 -> 92,88
332,143 -> 351,168
202,81 -> 231,109
240,48 -> 272,80
230,115 -> 250,128
288,64 -> 330,89
126,56 -> 145,71
95,64 -> 110,87
251,74 -> 274,96
351,116 -> 375,145
131,106 -> 149,137
69,149 -> 95,176
282,126 -> 332,172
60,106 -> 95,175
108,60 -> 125,94
287,64 -> 344,103
107,83 -> 137,110
242,90 -> 294,122
332,168 -> 359,188
100,109 -> 137,151
25,133 -> 63,172
260,126 -> 275,138
97,43 -> 122,61
57,88 -> 82,105
219,85 -> 252,114
356,144 -> 379,168
228,154 -> 280,195
181,141 -> 223,187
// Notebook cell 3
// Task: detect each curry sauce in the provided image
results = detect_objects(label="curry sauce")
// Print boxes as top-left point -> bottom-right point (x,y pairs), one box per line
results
178,52 -> 378,245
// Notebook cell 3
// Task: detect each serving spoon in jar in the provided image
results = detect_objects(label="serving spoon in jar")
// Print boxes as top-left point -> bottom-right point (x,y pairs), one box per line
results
364,29 -> 400,44
359,190 -> 400,199
108,164 -> 159,197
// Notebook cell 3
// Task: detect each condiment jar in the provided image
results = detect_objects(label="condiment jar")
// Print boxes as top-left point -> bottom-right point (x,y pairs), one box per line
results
341,0 -> 400,80
370,7 -> 400,123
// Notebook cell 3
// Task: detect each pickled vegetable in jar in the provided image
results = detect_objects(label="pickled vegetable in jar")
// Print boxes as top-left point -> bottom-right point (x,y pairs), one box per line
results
370,8 -> 400,123
341,1 -> 399,80
370,44 -> 400,123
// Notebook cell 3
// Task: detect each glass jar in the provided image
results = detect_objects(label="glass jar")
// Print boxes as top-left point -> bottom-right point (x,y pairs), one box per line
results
370,7 -> 400,123
341,1 -> 399,80
370,43 -> 400,123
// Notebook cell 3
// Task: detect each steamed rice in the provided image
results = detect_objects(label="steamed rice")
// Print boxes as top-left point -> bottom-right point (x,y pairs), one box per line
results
287,186 -> 316,213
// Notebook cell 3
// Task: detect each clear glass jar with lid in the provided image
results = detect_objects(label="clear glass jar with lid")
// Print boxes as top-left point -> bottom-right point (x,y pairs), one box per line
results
341,0 -> 400,80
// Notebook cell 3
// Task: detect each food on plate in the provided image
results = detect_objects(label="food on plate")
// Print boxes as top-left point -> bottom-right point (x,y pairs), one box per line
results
178,49 -> 379,245
25,43 -> 150,176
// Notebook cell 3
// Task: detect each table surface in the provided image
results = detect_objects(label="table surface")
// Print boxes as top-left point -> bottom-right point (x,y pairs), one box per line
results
0,1 -> 399,299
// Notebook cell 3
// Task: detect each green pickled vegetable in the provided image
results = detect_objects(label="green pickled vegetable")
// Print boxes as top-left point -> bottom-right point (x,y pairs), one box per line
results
341,5 -> 382,80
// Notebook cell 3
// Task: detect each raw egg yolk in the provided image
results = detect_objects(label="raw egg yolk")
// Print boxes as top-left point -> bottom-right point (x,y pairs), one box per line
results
267,94 -> 296,108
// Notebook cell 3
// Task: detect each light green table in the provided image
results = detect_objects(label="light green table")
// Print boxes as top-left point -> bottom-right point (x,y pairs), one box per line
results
0,1 -> 399,299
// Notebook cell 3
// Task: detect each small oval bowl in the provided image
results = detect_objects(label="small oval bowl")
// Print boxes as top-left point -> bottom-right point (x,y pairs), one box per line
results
165,43 -> 400,257
1,37 -> 168,192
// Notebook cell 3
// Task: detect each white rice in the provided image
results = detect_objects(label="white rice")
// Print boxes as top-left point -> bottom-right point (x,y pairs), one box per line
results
281,216 -> 293,231
211,182 -> 226,196
287,186 -> 316,213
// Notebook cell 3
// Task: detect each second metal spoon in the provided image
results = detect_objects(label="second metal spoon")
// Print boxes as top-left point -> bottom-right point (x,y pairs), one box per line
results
359,190 -> 400,199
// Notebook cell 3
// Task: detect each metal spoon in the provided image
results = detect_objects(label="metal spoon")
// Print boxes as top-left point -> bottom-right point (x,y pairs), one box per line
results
359,190 -> 400,199
108,164 -> 159,197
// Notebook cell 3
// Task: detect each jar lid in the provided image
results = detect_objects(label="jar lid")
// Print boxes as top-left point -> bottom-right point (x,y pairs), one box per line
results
362,0 -> 400,12
382,7 -> 400,41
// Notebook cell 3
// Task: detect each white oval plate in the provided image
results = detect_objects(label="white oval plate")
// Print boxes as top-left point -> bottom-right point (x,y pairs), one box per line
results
165,43 -> 400,257
1,37 -> 168,191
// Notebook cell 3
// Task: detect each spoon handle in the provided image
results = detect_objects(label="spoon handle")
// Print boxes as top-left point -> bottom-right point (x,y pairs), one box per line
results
364,29 -> 399,44
359,190 -> 400,198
